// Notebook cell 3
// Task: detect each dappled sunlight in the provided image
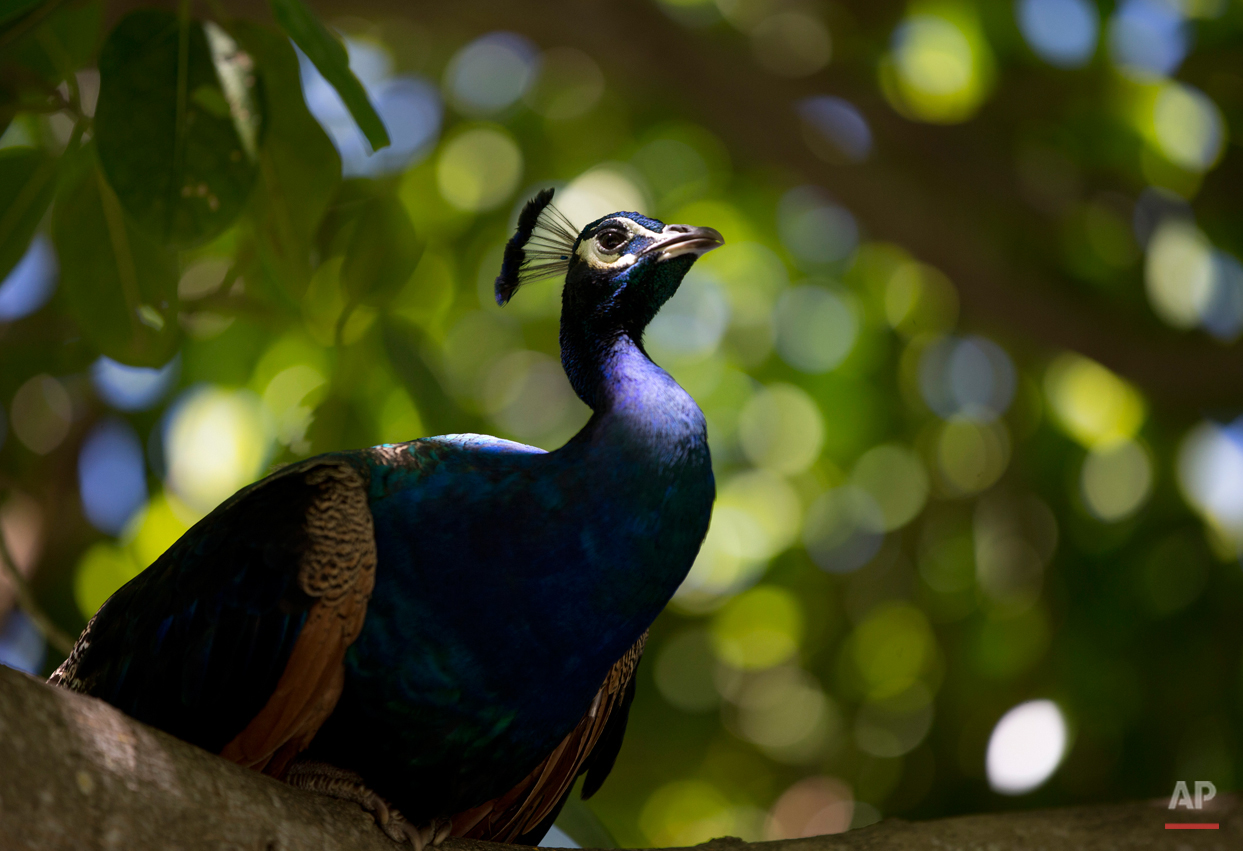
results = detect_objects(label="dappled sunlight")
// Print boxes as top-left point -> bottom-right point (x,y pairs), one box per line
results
986,700 -> 1068,795
2,0 -> 1241,841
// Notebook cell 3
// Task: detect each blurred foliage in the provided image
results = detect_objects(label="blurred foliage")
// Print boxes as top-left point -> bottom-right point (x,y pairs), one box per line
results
1,0 -> 1243,846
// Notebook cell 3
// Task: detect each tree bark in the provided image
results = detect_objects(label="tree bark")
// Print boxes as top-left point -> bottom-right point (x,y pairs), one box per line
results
1,665 -> 1236,850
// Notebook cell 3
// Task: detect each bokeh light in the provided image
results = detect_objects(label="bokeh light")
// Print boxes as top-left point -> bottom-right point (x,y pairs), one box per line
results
881,7 -> 993,124
797,96 -> 872,164
919,335 -> 1016,422
640,780 -> 737,847
524,47 -> 604,121
1017,0 -> 1099,67
702,241 -> 787,366
1203,252 -> 1243,341
851,444 -> 929,531
654,629 -> 720,713
847,602 -> 938,700
482,350 -> 589,447
764,776 -> 853,839
974,493 -> 1056,607
750,12 -> 831,78
710,584 -> 804,670
0,492 -> 42,588
778,187 -> 858,269
1178,419 -> 1243,547
738,383 -> 824,474
444,32 -> 539,116
803,486 -> 885,574
436,125 -> 523,212
773,285 -> 858,374
935,417 -> 1011,494
164,386 -> 272,516
9,5 -> 1243,841
73,541 -> 140,619
986,700 -> 1068,794
10,374 -> 72,455
262,364 -> 327,451
0,234 -> 57,321
884,259 -> 959,336
91,355 -> 179,411
854,683 -> 935,758
1144,218 -> 1215,327
633,137 -> 710,212
1080,439 -> 1152,522
127,491 -> 191,570
728,666 -> 837,763
1150,82 -> 1225,173
1107,0 -> 1188,80
647,270 -> 731,363
1043,354 -> 1144,449
300,38 -> 442,176
78,418 -> 148,535
0,610 -> 45,674
554,166 -> 650,233
677,470 -> 801,607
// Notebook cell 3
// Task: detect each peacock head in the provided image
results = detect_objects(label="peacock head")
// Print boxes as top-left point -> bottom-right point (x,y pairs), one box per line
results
494,188 -> 723,334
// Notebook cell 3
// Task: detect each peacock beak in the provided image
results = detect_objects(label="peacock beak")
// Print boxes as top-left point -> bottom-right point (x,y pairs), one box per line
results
642,225 -> 725,262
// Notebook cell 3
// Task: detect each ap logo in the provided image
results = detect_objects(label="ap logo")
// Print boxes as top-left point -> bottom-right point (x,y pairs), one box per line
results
1169,781 -> 1216,810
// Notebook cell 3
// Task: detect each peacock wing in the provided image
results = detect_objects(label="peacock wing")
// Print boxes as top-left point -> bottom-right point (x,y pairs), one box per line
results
452,632 -> 647,843
49,456 -> 376,777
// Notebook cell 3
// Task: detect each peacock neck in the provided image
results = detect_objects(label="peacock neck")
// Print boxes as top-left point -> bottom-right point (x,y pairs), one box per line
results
553,315 -> 713,633
556,325 -> 710,542
562,316 -> 696,424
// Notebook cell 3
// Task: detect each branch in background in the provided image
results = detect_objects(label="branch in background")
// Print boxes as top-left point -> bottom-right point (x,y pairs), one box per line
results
0,665 -> 1237,849
0,496 -> 75,656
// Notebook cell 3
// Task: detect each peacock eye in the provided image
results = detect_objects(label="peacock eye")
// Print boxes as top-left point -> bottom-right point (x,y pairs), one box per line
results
596,230 -> 627,253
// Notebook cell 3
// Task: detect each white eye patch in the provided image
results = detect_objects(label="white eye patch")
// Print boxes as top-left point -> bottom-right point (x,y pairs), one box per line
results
576,218 -> 662,270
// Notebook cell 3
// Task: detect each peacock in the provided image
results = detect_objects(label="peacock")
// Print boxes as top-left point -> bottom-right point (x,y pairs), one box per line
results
49,188 -> 724,847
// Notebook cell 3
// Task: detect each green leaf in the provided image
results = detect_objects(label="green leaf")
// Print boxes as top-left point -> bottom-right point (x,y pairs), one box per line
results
315,177 -> 381,261
52,144 -> 179,365
0,0 -> 45,28
0,147 -> 57,283
340,195 -> 419,304
3,0 -> 101,83
43,0 -> 100,68
94,10 -> 262,247
231,21 -> 339,298
266,0 -> 389,151
381,317 -> 475,438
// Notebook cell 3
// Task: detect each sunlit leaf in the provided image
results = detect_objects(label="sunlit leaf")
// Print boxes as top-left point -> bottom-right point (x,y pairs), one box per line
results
95,10 -> 261,247
267,0 -> 389,151
231,21 -> 339,299
0,146 -> 57,283
51,144 -> 179,365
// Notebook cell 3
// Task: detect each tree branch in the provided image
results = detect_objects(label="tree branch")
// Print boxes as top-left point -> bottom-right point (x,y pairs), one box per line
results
1,665 -> 1237,850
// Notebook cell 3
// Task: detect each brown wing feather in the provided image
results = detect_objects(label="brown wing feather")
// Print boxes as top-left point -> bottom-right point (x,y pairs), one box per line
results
451,632 -> 648,842
219,462 -> 376,776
